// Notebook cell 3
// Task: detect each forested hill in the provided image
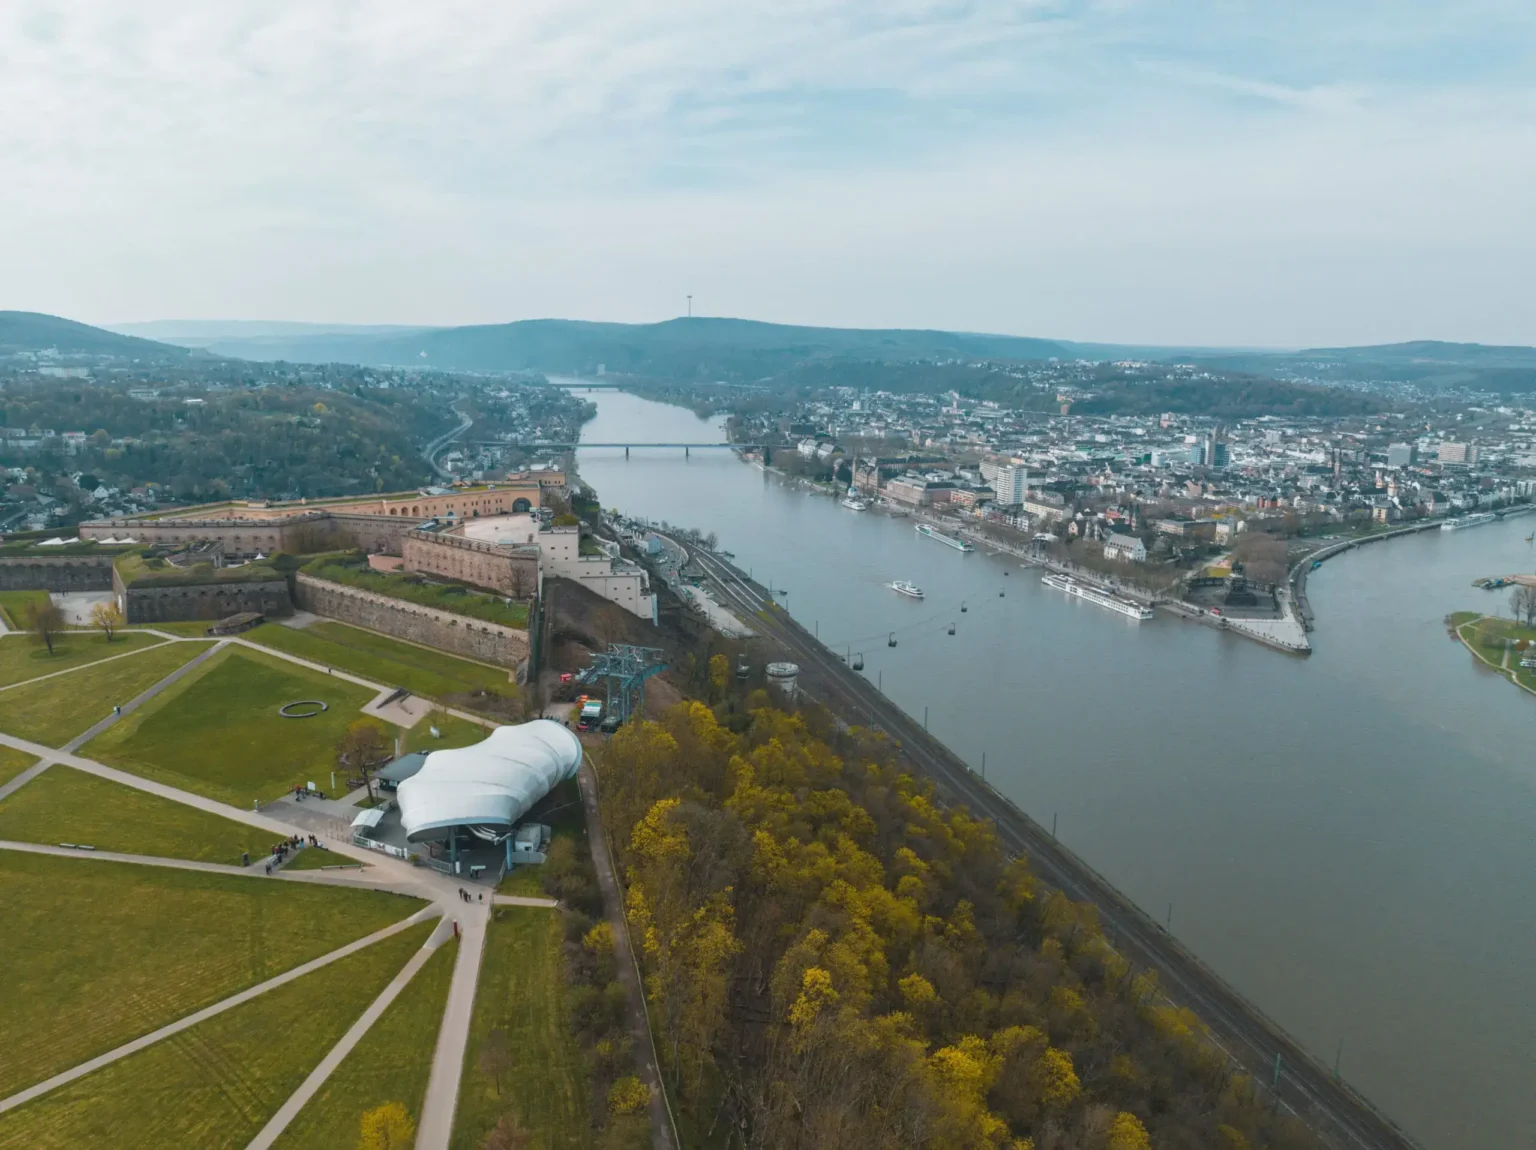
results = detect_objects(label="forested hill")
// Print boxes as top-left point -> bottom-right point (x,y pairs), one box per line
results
143,316 -> 1072,378
0,311 -> 190,360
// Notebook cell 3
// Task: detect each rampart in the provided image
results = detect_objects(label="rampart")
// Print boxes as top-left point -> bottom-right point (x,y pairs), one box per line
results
294,574 -> 528,671
0,556 -> 115,592
118,576 -> 294,624
402,530 -> 538,597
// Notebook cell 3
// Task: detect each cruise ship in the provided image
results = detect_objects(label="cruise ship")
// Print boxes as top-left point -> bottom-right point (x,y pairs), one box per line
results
889,580 -> 925,599
915,523 -> 975,552
1041,573 -> 1155,620
1441,512 -> 1498,531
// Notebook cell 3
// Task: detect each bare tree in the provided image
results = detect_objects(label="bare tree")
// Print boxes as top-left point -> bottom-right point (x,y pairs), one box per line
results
1510,584 -> 1536,627
91,601 -> 125,642
509,563 -> 529,600
336,719 -> 392,802
26,599 -> 66,656
477,1027 -> 513,1097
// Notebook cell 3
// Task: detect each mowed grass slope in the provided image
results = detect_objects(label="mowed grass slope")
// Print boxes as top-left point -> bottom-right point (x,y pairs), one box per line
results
0,630 -> 164,688
85,645 -> 381,804
0,640 -> 212,747
0,747 -> 36,788
0,591 -> 47,629
272,938 -> 457,1150
0,850 -> 424,1098
452,906 -> 592,1150
0,765 -> 283,865
405,712 -> 491,754
0,921 -> 435,1150
246,621 -> 512,701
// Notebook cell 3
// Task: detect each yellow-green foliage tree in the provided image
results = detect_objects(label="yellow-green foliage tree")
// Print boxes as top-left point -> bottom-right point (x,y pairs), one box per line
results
599,701 -> 1320,1150
357,1101 -> 413,1150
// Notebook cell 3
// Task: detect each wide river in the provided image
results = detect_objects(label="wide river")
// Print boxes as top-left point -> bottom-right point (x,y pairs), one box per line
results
573,389 -> 1536,1150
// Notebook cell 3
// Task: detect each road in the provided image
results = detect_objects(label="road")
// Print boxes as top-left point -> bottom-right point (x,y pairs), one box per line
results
686,546 -> 1421,1150
423,401 -> 473,480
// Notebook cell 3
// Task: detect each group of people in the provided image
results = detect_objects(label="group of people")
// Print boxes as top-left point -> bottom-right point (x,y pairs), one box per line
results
263,834 -> 322,875
456,887 -> 483,903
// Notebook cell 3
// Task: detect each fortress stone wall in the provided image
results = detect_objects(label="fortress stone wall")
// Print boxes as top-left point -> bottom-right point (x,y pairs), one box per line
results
294,574 -> 527,672
0,556 -> 116,592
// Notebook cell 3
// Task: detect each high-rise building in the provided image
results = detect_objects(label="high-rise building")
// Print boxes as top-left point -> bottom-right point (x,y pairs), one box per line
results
1386,443 -> 1416,468
1438,442 -> 1477,466
994,463 -> 1028,506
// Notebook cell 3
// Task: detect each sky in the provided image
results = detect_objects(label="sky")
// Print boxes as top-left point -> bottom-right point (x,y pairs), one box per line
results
2,1 -> 1534,347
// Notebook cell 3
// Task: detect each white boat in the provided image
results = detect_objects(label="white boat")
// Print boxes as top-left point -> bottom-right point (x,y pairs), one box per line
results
841,488 -> 868,511
889,580 -> 925,599
1441,512 -> 1497,531
1041,573 -> 1154,620
915,523 -> 975,552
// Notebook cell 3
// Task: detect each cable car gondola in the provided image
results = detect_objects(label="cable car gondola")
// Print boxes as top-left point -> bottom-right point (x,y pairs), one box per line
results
887,632 -> 897,648
852,653 -> 865,671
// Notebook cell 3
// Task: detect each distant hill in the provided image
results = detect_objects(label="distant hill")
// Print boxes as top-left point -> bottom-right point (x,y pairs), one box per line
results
0,311 -> 190,360
1179,340 -> 1536,392
151,316 -> 1073,378
110,319 -> 438,347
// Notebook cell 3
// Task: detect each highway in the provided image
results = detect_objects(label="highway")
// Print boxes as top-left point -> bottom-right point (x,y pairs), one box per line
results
422,403 -> 473,479
685,546 -> 1422,1150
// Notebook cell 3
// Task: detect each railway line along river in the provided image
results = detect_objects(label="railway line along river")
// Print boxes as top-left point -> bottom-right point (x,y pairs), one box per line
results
573,388 -> 1536,1150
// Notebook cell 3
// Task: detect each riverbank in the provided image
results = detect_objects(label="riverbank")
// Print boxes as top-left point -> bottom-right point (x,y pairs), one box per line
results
1450,611 -> 1536,700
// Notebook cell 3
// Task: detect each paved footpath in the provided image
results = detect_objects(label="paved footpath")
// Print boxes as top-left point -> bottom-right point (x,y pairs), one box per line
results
63,640 -> 227,752
416,899 -> 491,1150
246,916 -> 456,1150
0,758 -> 54,804
0,635 -> 180,697
0,838 -> 250,875
0,907 -> 439,1116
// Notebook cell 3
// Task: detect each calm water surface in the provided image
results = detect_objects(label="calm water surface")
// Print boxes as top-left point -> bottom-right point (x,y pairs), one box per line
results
574,389 -> 1536,1150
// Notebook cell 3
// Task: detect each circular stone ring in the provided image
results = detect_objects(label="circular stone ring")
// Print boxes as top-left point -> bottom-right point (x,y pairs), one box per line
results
279,700 -> 330,718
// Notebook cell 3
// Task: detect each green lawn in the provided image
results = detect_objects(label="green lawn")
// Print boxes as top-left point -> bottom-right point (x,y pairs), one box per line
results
273,938 -> 457,1149
406,712 -> 492,754
304,558 -> 530,627
283,844 -> 366,871
0,640 -> 212,748
0,920 -> 435,1150
0,630 -> 164,688
85,645 -> 382,804
245,621 -> 514,701
0,590 -> 48,629
0,765 -> 283,865
0,849 -> 426,1099
0,746 -> 37,787
453,905 -> 592,1150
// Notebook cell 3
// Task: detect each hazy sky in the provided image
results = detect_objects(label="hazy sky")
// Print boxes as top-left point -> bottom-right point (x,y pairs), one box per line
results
2,1 -> 1533,347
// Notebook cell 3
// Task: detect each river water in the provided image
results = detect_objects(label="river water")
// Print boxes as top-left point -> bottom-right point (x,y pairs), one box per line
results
573,388 -> 1536,1150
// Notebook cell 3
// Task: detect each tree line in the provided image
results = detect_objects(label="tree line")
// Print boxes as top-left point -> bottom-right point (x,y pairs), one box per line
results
596,691 -> 1320,1150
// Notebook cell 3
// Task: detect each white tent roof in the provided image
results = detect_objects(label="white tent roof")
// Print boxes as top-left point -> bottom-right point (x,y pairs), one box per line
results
396,719 -> 582,843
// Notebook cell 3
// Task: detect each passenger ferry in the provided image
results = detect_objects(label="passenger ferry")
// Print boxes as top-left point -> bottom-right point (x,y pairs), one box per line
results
888,580 -> 925,599
1441,512 -> 1497,531
841,488 -> 868,511
915,523 -> 975,552
1041,573 -> 1155,620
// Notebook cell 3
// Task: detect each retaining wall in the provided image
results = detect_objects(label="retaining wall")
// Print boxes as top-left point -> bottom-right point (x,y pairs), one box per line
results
0,556 -> 116,592
294,573 -> 528,670
120,578 -> 294,624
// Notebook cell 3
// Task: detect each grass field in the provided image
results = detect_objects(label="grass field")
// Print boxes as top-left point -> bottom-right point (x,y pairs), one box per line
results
1455,613 -> 1536,693
0,765 -> 283,865
0,640 -> 212,748
0,849 -> 425,1098
452,905 -> 592,1150
272,937 -> 456,1149
0,747 -> 37,788
85,646 -> 382,804
0,630 -> 164,689
245,621 -> 513,701
283,844 -> 366,871
405,712 -> 492,754
0,920 -> 435,1150
0,590 -> 48,629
